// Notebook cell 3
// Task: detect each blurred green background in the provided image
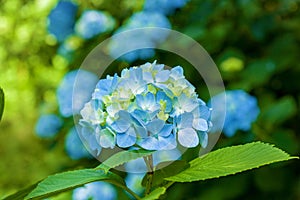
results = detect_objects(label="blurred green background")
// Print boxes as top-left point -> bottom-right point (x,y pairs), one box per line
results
0,0 -> 299,199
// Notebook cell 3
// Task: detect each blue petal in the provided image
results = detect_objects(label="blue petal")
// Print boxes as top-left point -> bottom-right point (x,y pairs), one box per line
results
155,70 -> 170,82
199,104 -> 212,121
98,128 -> 116,149
157,133 -> 177,150
118,110 -> 132,121
178,128 -> 199,148
143,71 -> 153,83
134,124 -> 147,138
198,131 -> 208,148
116,130 -> 136,148
136,94 -> 144,109
177,94 -> 198,113
138,137 -> 159,150
170,66 -> 184,80
193,118 -> 208,131
145,92 -> 155,105
156,91 -> 172,113
136,93 -> 159,112
132,109 -> 150,124
177,112 -> 193,129
80,125 -> 102,155
111,119 -> 130,133
93,76 -> 117,99
126,126 -> 137,137
158,124 -> 173,137
153,63 -> 164,71
129,67 -> 143,81
146,119 -> 165,134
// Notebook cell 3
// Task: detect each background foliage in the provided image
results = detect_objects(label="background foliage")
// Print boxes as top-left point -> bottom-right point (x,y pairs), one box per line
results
0,0 -> 299,199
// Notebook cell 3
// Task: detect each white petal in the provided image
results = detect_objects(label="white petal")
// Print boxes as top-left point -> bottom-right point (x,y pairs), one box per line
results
178,128 -> 199,148
193,118 -> 208,131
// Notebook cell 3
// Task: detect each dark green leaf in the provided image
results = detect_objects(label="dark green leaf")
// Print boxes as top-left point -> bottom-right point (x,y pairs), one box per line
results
166,142 -> 297,182
25,169 -> 125,200
260,96 -> 297,125
0,88 -> 4,121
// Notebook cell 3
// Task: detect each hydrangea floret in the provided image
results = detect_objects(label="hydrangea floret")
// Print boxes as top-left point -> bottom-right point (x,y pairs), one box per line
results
79,61 -> 212,154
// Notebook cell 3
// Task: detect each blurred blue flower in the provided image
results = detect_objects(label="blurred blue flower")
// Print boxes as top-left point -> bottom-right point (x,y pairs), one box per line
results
73,181 -> 117,200
57,70 -> 98,117
124,148 -> 181,173
47,1 -> 78,42
108,11 -> 171,62
65,127 -> 92,160
144,0 -> 189,15
125,173 -> 145,196
35,114 -> 63,138
75,10 -> 115,39
209,90 -> 260,137
152,148 -> 181,166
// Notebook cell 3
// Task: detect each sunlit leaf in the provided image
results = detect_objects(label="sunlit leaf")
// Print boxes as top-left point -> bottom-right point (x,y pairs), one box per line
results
24,169 -> 125,200
166,142 -> 297,182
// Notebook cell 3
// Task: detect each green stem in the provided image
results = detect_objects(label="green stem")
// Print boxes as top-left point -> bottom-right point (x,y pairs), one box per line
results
165,181 -> 175,189
113,181 -> 142,200
144,155 -> 154,195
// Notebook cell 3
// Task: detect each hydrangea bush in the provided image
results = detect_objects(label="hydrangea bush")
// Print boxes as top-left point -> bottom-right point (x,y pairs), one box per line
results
79,61 -> 212,155
0,0 -> 294,200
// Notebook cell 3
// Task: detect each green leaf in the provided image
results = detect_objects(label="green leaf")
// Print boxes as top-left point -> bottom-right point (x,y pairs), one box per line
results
0,88 -> 4,121
260,96 -> 297,125
141,187 -> 166,200
25,169 -> 125,200
166,142 -> 298,182
3,183 -> 39,200
97,149 -> 154,172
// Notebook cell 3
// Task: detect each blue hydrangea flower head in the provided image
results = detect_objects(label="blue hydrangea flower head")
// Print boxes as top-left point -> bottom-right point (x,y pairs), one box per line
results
108,12 -> 171,62
47,1 -> 78,42
79,61 -> 212,153
57,70 -> 98,117
75,10 -> 116,39
35,114 -> 63,138
209,90 -> 260,137
73,181 -> 117,200
144,0 -> 189,15
65,127 -> 92,160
